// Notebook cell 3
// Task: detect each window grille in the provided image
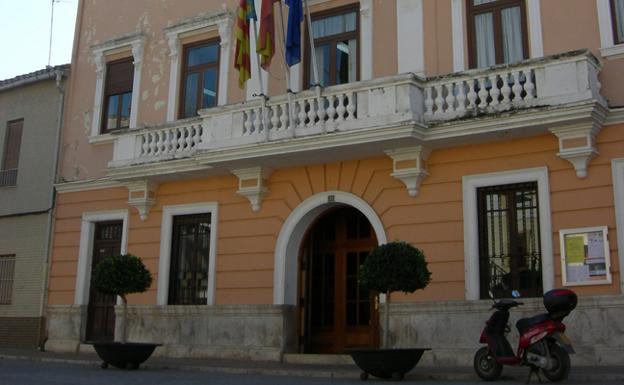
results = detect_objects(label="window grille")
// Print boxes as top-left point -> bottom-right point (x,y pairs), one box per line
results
0,255 -> 16,304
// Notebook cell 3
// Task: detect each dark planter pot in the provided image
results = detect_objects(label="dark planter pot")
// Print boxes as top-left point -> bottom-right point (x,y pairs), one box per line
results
90,341 -> 161,370
347,348 -> 431,381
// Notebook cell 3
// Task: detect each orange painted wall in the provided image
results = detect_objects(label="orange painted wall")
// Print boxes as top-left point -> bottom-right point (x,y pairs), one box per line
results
48,124 -> 624,306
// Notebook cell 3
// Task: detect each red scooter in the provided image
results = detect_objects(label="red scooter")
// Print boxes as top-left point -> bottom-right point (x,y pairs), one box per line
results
474,288 -> 577,382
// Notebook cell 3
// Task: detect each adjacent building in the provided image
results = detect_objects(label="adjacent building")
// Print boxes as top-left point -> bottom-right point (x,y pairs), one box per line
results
0,65 -> 69,348
46,0 -> 624,365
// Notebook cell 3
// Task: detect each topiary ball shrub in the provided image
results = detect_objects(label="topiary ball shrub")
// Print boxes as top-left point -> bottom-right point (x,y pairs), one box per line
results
93,254 -> 152,300
359,241 -> 431,295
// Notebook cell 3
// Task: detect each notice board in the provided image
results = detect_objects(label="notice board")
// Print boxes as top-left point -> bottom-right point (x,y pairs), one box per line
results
559,226 -> 611,286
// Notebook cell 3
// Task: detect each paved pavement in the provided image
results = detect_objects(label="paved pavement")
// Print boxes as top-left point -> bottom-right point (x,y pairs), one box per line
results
1,348 -> 624,384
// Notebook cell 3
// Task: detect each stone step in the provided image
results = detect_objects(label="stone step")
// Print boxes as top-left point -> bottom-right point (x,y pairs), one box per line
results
282,353 -> 354,366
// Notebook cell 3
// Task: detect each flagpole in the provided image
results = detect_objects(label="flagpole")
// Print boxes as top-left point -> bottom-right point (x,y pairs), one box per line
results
303,0 -> 320,86
277,1 -> 296,134
251,18 -> 265,96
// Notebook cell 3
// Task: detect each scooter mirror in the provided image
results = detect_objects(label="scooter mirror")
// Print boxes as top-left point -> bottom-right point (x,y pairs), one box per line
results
511,290 -> 521,298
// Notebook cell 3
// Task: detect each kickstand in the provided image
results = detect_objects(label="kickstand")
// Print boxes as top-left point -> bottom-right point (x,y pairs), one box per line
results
526,366 -> 544,384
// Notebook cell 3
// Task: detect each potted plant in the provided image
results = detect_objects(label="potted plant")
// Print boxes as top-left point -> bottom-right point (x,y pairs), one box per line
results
90,253 -> 159,370
349,241 -> 432,381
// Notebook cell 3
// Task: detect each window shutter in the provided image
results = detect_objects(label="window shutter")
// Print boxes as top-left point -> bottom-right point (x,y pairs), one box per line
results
105,59 -> 134,95
2,119 -> 23,170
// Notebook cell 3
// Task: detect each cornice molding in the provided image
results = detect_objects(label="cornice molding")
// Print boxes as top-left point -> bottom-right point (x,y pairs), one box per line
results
55,178 -> 124,193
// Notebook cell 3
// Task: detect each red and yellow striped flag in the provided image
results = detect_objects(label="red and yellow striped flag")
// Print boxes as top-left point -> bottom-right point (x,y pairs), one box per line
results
257,0 -> 278,70
235,0 -> 255,88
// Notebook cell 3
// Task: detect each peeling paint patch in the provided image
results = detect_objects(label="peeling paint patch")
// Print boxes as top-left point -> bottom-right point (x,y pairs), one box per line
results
152,74 -> 161,83
142,90 -> 150,101
82,111 -> 92,134
154,101 -> 166,111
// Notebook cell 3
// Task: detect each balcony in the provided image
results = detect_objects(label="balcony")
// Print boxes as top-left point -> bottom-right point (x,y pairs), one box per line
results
108,50 -> 606,181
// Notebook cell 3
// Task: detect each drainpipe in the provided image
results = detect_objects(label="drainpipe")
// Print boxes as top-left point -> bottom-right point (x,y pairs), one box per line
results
37,68 -> 66,350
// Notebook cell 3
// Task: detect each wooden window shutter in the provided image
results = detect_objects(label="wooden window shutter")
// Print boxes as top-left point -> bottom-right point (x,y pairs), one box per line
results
105,59 -> 134,95
2,119 -> 23,170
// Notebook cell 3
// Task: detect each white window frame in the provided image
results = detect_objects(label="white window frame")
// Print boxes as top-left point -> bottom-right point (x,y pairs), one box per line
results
165,13 -> 232,122
74,210 -> 129,305
90,34 -> 145,143
597,0 -> 624,59
612,158 -> 624,293
157,202 -> 218,305
462,167 -> 554,300
452,0 -> 544,71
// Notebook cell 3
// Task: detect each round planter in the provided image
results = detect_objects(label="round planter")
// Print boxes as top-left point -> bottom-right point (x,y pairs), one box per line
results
90,341 -> 161,370
347,348 -> 431,381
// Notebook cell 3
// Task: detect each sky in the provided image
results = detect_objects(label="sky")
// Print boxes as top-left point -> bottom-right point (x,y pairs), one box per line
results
0,0 -> 79,80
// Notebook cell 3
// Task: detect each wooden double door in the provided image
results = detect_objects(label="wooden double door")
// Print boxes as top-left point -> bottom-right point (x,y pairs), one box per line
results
85,221 -> 122,341
300,207 -> 379,353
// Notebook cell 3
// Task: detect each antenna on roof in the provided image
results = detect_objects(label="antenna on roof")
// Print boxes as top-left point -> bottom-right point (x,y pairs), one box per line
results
48,0 -> 65,67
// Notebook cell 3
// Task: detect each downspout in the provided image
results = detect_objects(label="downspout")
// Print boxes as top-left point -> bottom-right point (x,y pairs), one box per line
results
37,68 -> 66,350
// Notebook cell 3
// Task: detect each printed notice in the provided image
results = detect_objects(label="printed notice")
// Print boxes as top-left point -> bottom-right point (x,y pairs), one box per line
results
564,235 -> 585,264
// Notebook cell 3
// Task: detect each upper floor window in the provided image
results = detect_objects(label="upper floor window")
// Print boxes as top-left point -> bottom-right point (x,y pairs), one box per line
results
102,58 -> 134,133
180,40 -> 220,119
0,254 -> 16,304
467,0 -> 528,68
306,5 -> 359,87
1,119 -> 23,187
612,0 -> 624,44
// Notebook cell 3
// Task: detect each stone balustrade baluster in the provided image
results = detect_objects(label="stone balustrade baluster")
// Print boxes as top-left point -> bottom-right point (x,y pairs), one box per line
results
298,100 -> 307,128
193,125 -> 201,147
346,92 -> 356,120
511,71 -> 523,102
489,74 -> 500,106
478,77 -> 489,109
500,73 -> 511,105
445,83 -> 456,115
456,81 -> 467,113
327,95 -> 337,121
467,80 -> 478,110
336,94 -> 346,121
177,128 -> 185,151
434,85 -> 445,115
244,110 -> 253,135
279,104 -> 289,130
270,105 -> 280,131
253,108 -> 262,135
307,98 -> 317,127
524,70 -> 535,100
424,86 -> 434,118
184,126 -> 192,149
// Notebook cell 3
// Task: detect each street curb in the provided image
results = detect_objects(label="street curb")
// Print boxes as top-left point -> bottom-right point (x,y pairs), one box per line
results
2,353 -> 624,382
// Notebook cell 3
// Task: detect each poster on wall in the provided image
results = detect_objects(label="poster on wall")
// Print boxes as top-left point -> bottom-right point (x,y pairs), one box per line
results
559,226 -> 612,286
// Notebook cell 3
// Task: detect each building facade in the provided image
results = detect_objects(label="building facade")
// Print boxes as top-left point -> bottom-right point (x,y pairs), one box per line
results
0,65 -> 69,348
47,0 -> 624,364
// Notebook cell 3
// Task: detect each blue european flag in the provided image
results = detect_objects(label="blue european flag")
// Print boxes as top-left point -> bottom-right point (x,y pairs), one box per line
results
285,0 -> 303,66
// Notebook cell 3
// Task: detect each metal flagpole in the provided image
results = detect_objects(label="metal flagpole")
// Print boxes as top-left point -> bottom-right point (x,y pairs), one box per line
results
303,0 -> 320,86
251,18 -> 265,96
277,1 -> 296,135
250,6 -> 268,140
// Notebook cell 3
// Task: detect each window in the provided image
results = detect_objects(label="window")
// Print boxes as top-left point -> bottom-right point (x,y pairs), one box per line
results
306,5 -> 359,87
467,0 -> 528,68
168,213 -> 212,305
179,40 -> 220,119
1,119 -> 23,187
612,0 -> 624,44
0,254 -> 16,304
477,182 -> 542,298
102,58 -> 134,133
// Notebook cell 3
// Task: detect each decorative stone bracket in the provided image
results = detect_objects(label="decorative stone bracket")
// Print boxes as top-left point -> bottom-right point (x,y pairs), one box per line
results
232,167 -> 272,212
126,180 -> 159,220
385,146 -> 431,197
549,123 -> 602,179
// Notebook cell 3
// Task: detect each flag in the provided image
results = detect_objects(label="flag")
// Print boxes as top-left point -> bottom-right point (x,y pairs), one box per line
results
235,0 -> 257,88
285,0 -> 303,67
257,0 -> 278,70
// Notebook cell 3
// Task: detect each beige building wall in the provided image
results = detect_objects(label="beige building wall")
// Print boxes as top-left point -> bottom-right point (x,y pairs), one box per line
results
49,123 -> 624,307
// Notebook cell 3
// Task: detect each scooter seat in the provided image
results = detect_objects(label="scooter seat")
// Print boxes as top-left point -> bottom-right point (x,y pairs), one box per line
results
516,313 -> 550,335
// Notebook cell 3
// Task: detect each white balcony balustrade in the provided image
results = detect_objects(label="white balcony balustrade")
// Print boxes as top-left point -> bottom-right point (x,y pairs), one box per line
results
109,50 -> 603,171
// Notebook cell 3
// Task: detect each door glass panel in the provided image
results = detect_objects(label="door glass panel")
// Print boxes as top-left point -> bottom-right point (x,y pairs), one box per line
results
475,12 -> 495,68
120,91 -> 132,128
183,73 -> 199,118
311,44 -> 331,86
335,39 -> 356,85
105,94 -> 119,131
188,44 -> 219,67
202,69 -> 218,109
311,12 -> 356,38
501,6 -> 524,64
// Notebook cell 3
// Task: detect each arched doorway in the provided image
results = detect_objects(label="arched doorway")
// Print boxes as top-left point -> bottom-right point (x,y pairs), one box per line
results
299,206 -> 379,353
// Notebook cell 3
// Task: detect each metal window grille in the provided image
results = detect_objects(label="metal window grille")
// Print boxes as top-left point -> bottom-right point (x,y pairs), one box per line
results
0,168 -> 18,187
168,213 -> 212,305
477,182 -> 542,299
0,254 -> 16,304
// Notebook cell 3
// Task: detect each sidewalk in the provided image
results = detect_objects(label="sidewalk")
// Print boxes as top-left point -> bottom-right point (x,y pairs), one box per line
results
1,348 -> 624,382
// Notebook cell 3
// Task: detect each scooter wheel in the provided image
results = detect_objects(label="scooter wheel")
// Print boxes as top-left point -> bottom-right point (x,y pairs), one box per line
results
541,344 -> 570,382
473,347 -> 502,381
